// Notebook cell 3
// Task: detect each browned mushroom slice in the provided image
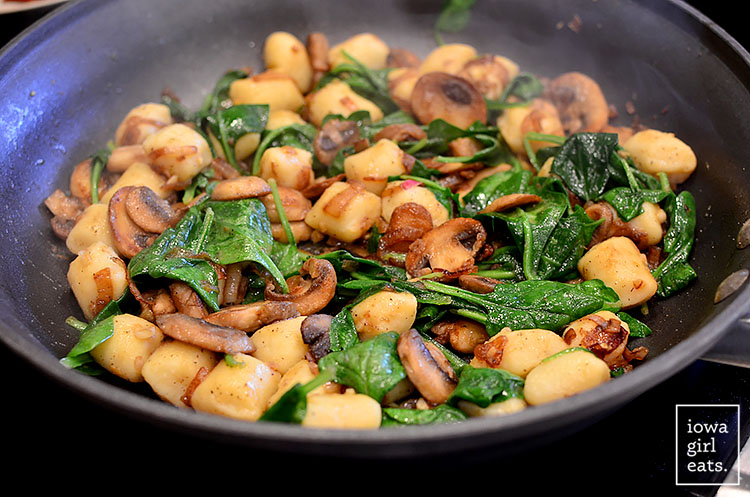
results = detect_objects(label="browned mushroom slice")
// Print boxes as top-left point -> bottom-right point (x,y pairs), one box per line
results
544,72 -> 609,134
211,176 -> 272,201
205,301 -> 299,332
585,201 -> 648,249
457,55 -> 511,101
457,274 -> 501,294
125,185 -> 176,233
478,193 -> 542,214
169,281 -> 209,319
69,159 -> 118,203
405,217 -> 487,279
372,123 -> 427,143
431,319 -> 489,354
386,48 -> 421,68
377,202 -> 434,264
264,258 -> 337,315
397,328 -> 457,405
44,188 -> 85,239
313,119 -> 361,166
210,157 -> 242,180
410,72 -> 487,129
108,186 -> 158,259
301,313 -> 334,362
307,32 -> 330,85
155,313 -> 255,355
138,288 -> 177,322
301,173 -> 347,199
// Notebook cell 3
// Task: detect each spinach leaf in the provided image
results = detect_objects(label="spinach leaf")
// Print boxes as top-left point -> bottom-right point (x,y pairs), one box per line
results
600,187 -> 670,221
89,146 -> 112,204
434,0 -> 477,46
550,132 -> 619,201
200,69 -> 249,116
459,163 -> 532,217
485,72 -> 544,111
317,52 -> 398,114
206,104 -> 269,171
617,311 -> 653,338
447,366 -> 525,408
381,404 -> 467,427
652,191 -> 697,297
422,279 -> 621,335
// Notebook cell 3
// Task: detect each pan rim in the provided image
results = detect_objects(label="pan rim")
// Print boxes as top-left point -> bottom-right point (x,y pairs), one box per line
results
1,0 -> 748,454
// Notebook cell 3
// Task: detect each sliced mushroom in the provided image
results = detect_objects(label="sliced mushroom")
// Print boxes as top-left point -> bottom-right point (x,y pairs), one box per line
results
138,288 -> 177,322
155,313 -> 255,354
397,328 -> 457,405
585,201 -> 648,250
479,193 -> 542,214
264,258 -> 337,315
313,118 -> 361,166
301,173 -> 347,199
431,319 -> 489,354
210,157 -> 242,180
544,72 -> 609,134
372,123 -> 427,143
405,217 -> 487,279
211,176 -> 272,201
301,313 -> 334,362
44,188 -> 86,239
205,300 -> 299,332
386,48 -> 421,68
410,72 -> 487,129
108,186 -> 159,258
169,281 -> 209,319
457,54 -> 511,101
125,185 -> 176,233
69,158 -> 118,203
458,274 -> 501,294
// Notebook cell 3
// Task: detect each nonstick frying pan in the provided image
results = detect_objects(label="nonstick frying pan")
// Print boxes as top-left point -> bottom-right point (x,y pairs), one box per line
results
1,0 -> 749,459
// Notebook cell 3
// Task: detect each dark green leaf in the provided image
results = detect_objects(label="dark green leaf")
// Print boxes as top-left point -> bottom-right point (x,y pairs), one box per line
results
381,404 -> 467,427
447,366 -> 525,408
550,132 -> 619,201
617,312 -> 653,338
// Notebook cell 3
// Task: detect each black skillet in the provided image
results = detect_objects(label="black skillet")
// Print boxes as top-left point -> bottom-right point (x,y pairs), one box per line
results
0,0 -> 749,459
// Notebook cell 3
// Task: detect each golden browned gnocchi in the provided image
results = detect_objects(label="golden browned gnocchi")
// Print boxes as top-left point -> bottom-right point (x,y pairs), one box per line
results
51,24 -> 700,430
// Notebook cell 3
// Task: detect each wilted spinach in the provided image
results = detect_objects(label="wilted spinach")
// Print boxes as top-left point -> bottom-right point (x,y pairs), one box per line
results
447,366 -> 525,408
434,0 -> 477,46
381,404 -> 467,427
652,190 -> 697,297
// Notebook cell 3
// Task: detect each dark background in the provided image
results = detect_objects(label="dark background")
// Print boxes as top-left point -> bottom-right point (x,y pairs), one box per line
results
1,0 -> 748,492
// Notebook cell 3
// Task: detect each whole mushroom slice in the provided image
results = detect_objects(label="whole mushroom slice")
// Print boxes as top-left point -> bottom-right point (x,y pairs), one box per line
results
313,119 -> 361,166
405,217 -> 487,279
155,312 -> 255,355
543,71 -> 609,134
397,328 -> 457,405
205,301 -> 299,332
211,176 -> 272,201
108,186 -> 159,259
125,185 -> 176,233
264,258 -> 337,315
410,72 -> 487,129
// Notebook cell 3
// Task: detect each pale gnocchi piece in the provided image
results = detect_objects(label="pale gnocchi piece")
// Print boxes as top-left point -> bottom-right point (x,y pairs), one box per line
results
419,43 -> 478,75
577,236 -> 658,309
67,241 -> 128,321
65,203 -> 116,255
250,316 -> 309,375
470,327 -> 569,378
264,31 -> 314,93
562,310 -> 630,367
623,129 -> 697,186
258,145 -> 315,191
328,33 -> 389,70
266,109 -> 307,130
380,377 -> 416,406
304,180 -> 382,243
114,102 -> 173,147
190,353 -> 281,421
387,67 -> 420,113
343,139 -> 407,195
209,131 -> 261,162
457,396 -> 527,417
381,180 -> 451,227
99,162 -> 169,205
627,201 -> 668,247
229,71 -> 305,113
265,359 -> 334,408
302,390 -> 382,429
523,349 -> 611,406
350,290 -> 418,341
141,340 -> 219,407
306,79 -> 384,127
89,313 -> 164,383
496,98 -> 565,155
141,123 -> 213,183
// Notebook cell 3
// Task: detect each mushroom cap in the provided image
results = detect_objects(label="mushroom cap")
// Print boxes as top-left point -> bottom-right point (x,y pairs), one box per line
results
396,328 -> 457,405
264,257 -> 337,315
405,217 -> 487,278
410,72 -> 487,129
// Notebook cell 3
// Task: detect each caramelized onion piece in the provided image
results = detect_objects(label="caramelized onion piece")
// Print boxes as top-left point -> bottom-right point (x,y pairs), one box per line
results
155,313 -> 255,355
411,72 -> 487,129
585,202 -> 648,250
